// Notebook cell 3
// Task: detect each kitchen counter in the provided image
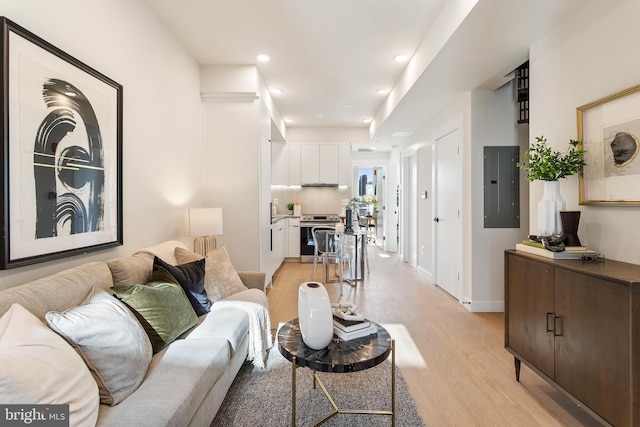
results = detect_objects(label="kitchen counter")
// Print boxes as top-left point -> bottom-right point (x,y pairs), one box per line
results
272,215 -> 299,223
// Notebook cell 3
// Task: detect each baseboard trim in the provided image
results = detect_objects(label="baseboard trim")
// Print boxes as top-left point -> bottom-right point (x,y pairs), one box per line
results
416,266 -> 433,283
462,300 -> 504,313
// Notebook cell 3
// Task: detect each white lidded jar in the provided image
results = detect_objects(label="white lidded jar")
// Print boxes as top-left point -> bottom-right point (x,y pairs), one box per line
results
298,282 -> 333,350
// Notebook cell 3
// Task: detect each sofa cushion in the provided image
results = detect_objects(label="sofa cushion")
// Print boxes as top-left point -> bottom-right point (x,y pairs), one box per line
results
46,288 -> 153,405
175,246 -> 247,303
135,240 -> 187,266
112,273 -> 198,353
153,256 -> 211,316
106,252 -> 153,286
0,262 -> 113,321
0,303 -> 99,427
96,338 -> 230,427
185,307 -> 249,355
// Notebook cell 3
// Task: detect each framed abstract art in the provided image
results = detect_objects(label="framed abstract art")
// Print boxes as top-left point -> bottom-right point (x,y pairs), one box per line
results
0,17 -> 122,269
578,83 -> 640,205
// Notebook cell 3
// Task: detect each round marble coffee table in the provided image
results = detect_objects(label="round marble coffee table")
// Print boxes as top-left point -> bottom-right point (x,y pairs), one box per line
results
277,318 -> 395,426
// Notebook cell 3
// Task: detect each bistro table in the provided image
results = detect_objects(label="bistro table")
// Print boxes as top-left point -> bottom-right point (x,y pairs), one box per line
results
277,318 -> 395,426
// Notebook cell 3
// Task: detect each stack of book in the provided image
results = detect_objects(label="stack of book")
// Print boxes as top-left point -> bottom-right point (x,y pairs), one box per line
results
333,316 -> 377,341
516,240 -> 597,259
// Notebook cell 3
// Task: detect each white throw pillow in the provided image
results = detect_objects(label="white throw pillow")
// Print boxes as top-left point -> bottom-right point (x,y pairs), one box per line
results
0,303 -> 99,427
175,246 -> 248,302
46,288 -> 153,405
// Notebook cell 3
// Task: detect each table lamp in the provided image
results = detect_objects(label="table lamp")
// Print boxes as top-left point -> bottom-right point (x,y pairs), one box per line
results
188,207 -> 223,256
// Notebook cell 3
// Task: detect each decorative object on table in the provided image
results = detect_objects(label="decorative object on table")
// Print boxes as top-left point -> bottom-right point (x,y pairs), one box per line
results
188,207 -> 223,256
362,194 -> 378,216
559,210 -> 582,246
293,201 -> 302,216
517,136 -> 586,235
298,282 -> 333,350
0,18 -> 123,269
331,302 -> 377,341
343,197 -> 361,234
577,83 -> 640,205
286,202 -> 294,214
344,209 -> 354,233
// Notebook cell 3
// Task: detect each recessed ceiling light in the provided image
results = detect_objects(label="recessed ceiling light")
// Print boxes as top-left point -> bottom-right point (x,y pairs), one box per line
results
257,54 -> 270,62
271,88 -> 283,94
284,118 -> 293,123
392,131 -> 414,137
377,89 -> 389,95
362,118 -> 372,123
394,54 -> 408,62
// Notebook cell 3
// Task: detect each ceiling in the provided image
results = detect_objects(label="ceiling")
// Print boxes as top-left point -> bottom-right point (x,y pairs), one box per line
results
142,0 -> 595,151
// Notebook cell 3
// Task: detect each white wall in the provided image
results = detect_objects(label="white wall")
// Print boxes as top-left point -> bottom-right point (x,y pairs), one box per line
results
468,84 -> 529,311
0,0 -> 203,289
530,0 -> 640,264
416,144 -> 433,275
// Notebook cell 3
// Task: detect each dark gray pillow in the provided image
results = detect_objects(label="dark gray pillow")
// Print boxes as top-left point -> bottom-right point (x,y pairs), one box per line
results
152,256 -> 211,316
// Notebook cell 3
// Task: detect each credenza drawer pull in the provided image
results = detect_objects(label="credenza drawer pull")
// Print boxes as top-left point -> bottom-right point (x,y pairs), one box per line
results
553,316 -> 563,336
546,312 -> 554,332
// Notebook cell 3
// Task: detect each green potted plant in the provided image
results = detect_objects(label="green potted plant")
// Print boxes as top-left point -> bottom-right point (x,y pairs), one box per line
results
517,136 -> 586,236
286,202 -> 294,214
518,136 -> 585,182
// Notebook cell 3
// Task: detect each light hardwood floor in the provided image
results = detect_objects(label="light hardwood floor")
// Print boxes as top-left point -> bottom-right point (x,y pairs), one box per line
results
267,245 -> 604,427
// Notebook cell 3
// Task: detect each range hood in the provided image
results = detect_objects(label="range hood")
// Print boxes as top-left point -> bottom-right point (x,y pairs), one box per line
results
301,183 -> 339,188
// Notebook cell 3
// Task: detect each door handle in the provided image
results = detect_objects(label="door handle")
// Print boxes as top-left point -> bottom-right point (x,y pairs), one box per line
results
553,316 -> 563,337
546,312 -> 554,332
433,217 -> 439,223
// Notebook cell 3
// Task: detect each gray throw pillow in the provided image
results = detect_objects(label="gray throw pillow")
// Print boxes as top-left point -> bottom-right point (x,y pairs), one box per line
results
175,246 -> 248,303
46,288 -> 153,406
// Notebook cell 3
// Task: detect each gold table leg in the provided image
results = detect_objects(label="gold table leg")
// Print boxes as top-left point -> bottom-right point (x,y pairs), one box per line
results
292,355 -> 296,427
302,338 -> 396,427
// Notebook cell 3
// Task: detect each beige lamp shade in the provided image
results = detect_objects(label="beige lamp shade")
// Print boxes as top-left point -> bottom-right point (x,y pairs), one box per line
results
188,208 -> 223,256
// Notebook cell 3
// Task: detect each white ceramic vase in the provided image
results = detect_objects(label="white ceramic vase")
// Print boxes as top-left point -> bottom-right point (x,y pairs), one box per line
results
298,282 -> 333,350
538,181 -> 565,236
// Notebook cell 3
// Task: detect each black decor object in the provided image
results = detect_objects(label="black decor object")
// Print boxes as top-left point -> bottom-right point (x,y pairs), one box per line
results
560,210 -> 581,247
345,209 -> 354,234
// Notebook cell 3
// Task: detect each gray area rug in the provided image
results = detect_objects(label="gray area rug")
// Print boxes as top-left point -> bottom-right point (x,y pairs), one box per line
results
212,346 -> 425,426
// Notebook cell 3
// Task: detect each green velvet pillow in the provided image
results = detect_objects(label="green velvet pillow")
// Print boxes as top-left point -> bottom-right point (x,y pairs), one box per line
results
112,270 -> 198,353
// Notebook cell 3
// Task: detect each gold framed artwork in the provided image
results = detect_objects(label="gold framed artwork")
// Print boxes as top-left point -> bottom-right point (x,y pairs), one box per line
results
578,83 -> 640,205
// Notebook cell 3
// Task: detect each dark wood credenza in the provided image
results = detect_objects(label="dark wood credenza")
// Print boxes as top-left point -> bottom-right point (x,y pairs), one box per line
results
504,250 -> 639,427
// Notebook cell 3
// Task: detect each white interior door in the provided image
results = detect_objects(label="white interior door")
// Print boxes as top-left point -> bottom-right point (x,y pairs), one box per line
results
435,128 -> 462,300
408,155 -> 417,267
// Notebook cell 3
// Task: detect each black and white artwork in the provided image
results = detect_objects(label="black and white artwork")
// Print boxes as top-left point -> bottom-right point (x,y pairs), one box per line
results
1,18 -> 122,268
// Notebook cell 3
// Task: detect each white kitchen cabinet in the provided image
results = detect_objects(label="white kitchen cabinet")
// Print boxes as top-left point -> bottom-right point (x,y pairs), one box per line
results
289,144 -> 301,185
272,219 -> 285,262
292,143 -> 349,185
271,142 -> 289,185
287,217 -> 300,257
319,144 -> 339,183
339,144 -> 351,186
300,144 -> 320,184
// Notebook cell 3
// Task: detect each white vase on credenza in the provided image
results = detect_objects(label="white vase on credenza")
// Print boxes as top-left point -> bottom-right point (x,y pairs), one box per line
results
538,181 -> 565,236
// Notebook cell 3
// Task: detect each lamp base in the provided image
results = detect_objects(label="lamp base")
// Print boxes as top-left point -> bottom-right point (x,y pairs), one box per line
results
194,236 -> 217,256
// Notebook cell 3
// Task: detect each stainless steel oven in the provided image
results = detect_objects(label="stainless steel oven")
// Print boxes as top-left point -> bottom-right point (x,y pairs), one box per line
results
300,214 -> 340,263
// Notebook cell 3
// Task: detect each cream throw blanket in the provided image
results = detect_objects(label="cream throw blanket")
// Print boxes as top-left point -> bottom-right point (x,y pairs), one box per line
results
214,289 -> 273,368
